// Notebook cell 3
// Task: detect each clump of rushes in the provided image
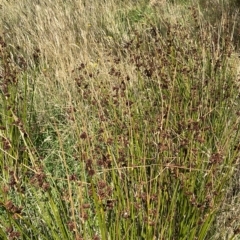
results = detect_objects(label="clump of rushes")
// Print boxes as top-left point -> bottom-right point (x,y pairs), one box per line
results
0,35 -> 32,182
71,10 -> 240,240
0,34 -> 36,239
1,1 -> 240,240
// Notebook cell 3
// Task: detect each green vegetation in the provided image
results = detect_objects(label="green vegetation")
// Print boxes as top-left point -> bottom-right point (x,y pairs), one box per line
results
0,0 -> 240,239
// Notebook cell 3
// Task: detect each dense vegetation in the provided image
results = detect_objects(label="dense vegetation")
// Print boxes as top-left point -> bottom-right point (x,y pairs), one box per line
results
0,0 -> 240,239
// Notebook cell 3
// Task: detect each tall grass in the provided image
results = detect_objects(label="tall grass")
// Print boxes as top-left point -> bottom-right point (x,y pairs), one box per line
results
1,0 -> 240,239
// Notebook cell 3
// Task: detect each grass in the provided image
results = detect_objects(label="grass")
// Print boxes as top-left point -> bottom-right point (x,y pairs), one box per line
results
0,0 -> 240,239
